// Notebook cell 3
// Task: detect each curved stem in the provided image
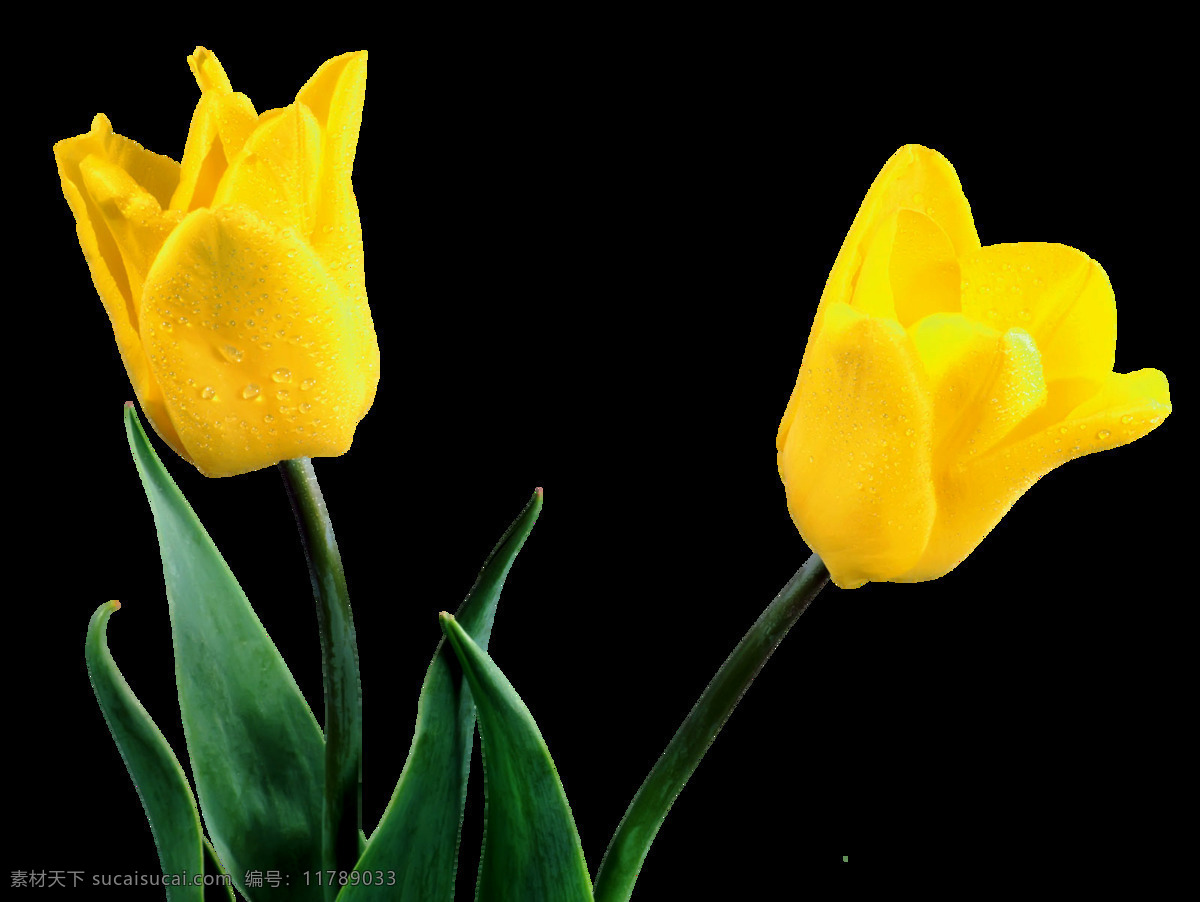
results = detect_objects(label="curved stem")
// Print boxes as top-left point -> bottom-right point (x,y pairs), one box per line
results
279,458 -> 362,889
593,553 -> 830,902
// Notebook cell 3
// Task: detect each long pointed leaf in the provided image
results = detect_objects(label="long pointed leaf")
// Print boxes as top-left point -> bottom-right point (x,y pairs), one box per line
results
440,612 -> 593,902
124,405 -> 325,901
84,601 -> 204,902
341,490 -> 542,902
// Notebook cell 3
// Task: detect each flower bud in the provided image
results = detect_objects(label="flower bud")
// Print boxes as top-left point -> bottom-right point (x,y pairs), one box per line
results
55,47 -> 378,477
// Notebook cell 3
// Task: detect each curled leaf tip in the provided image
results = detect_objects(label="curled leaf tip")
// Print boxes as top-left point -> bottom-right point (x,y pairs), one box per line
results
111,600 -> 121,610
123,400 -> 135,409
535,487 -> 544,497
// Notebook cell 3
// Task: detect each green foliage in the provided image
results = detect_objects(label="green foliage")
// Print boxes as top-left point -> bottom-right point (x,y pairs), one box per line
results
124,407 -> 326,900
442,613 -> 593,902
99,410 -> 600,901
341,490 -> 543,901
84,601 -> 205,902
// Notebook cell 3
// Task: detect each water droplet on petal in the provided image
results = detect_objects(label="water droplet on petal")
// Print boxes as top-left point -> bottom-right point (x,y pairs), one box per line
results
242,384 -> 261,400
200,386 -> 216,400
1096,429 -> 1111,440
220,344 -> 244,363
272,368 -> 292,383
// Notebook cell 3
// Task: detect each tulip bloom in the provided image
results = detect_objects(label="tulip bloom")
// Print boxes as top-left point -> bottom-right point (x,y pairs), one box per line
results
55,48 -> 378,478
777,145 -> 1170,589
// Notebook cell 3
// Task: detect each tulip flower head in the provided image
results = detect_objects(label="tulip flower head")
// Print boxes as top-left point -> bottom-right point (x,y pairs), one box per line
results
777,145 -> 1170,589
55,47 -> 378,477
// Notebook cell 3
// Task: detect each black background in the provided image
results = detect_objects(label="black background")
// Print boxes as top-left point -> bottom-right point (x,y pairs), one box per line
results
12,17 -> 1186,896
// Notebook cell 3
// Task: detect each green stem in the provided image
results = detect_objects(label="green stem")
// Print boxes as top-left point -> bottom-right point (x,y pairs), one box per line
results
592,553 -> 829,902
279,458 -> 362,890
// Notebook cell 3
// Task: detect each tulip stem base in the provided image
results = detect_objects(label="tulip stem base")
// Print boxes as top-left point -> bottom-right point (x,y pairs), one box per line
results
279,458 -> 363,889
592,552 -> 830,902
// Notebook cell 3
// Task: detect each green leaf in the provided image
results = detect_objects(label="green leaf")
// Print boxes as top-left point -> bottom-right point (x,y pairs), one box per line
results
340,490 -> 542,902
440,612 -> 593,902
84,601 -> 204,902
124,406 -> 325,901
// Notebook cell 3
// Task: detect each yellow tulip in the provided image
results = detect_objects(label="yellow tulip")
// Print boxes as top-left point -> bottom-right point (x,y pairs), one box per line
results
777,145 -> 1170,589
54,47 -> 378,478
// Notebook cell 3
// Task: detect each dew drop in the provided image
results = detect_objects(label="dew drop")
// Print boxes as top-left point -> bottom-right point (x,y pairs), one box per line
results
1120,414 -> 1134,425
220,344 -> 244,363
301,379 -> 317,390
200,386 -> 216,400
1096,429 -> 1111,440
272,367 -> 292,383
242,384 -> 261,400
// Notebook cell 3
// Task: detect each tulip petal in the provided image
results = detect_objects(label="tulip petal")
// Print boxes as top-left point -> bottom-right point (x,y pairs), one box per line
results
171,48 -> 258,214
908,313 -> 1047,463
960,243 -> 1116,383
54,114 -> 189,460
778,303 -> 936,588
809,145 -> 980,357
78,154 -> 184,308
846,207 -> 964,324
901,367 -> 1170,582
294,51 -> 377,415
296,50 -> 366,181
139,204 -> 379,477
295,52 -> 370,305
889,210 -> 963,325
212,102 -> 324,237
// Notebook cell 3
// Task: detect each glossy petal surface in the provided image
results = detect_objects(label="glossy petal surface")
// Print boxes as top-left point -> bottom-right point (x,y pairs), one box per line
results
778,303 -> 936,588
